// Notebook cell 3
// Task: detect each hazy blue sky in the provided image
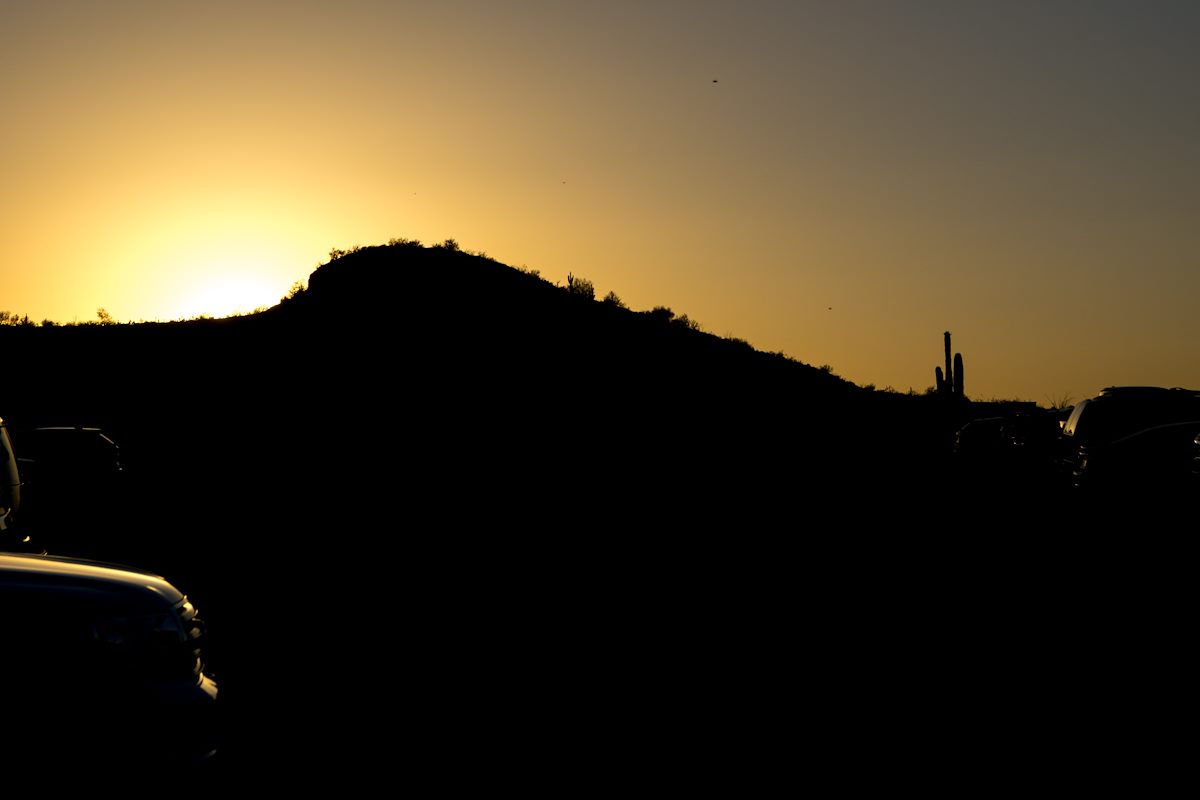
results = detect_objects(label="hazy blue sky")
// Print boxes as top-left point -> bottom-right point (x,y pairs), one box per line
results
3,1 -> 1197,402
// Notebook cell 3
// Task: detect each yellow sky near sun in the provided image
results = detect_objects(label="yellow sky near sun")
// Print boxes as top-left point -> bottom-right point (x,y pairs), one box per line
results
2,2 -> 1198,402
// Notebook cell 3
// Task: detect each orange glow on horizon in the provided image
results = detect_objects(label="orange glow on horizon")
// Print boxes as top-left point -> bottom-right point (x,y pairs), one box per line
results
1,3 -> 1197,401
162,274 -> 284,321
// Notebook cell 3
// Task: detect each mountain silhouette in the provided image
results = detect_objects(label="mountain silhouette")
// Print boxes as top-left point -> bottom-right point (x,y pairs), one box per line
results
2,239 -> 960,536
0,240 -> 1060,785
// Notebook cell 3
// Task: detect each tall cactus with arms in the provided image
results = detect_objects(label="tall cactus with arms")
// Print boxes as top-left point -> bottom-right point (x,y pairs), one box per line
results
935,331 -> 965,399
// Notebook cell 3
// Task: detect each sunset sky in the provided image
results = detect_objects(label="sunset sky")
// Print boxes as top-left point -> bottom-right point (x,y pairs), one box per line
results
3,1 -> 1197,403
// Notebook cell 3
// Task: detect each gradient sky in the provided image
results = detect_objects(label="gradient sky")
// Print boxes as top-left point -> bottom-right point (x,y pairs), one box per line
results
3,1 -> 1197,403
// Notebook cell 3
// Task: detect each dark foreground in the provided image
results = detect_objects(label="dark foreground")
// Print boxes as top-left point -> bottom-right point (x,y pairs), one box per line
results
10,401 -> 1188,791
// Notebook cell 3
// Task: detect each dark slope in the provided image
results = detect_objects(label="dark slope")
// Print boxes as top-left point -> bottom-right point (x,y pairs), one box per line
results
271,242 -> 875,510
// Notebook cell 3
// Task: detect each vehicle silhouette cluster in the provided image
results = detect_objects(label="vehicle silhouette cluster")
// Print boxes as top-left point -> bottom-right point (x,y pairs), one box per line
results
955,386 -> 1200,497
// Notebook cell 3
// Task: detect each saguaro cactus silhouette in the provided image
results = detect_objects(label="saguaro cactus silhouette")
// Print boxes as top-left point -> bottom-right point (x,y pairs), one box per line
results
935,331 -> 965,399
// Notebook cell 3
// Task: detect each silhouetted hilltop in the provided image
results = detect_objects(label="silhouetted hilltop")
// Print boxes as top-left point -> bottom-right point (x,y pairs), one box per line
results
276,239 -> 859,400
2,238 -> 965,537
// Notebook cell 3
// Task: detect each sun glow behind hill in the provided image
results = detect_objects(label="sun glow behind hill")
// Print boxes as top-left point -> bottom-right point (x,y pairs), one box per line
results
117,225 -> 311,322
3,3 -> 1198,400
163,272 -> 283,321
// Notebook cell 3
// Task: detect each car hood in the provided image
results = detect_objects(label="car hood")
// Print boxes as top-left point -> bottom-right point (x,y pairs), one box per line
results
0,553 -> 186,605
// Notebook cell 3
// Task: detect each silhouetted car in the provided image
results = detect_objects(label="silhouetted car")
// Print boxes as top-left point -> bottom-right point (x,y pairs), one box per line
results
0,552 -> 219,768
1057,386 -> 1200,490
12,425 -> 125,543
1074,420 -> 1200,492
15,425 -> 123,480
955,411 -> 1062,488
954,416 -> 1006,459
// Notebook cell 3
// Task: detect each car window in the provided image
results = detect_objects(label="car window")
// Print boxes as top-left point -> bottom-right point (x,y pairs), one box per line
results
1062,401 -> 1088,438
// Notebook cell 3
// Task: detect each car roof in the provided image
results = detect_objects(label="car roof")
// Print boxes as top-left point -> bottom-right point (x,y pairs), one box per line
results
1099,386 -> 1200,397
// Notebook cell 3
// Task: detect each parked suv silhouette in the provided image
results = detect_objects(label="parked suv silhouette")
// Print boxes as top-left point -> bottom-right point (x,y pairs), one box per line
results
1058,386 -> 1200,492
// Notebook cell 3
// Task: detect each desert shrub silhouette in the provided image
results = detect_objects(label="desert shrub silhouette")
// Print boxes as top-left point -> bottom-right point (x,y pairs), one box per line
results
327,245 -> 365,260
281,281 -> 307,303
566,273 -> 595,300
602,291 -> 627,309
